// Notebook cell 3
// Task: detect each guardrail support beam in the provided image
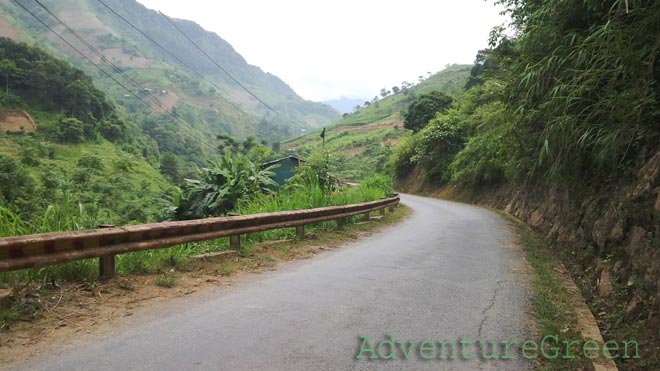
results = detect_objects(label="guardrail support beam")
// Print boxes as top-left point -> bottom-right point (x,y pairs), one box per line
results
230,235 -> 240,250
296,225 -> 305,239
99,254 -> 116,280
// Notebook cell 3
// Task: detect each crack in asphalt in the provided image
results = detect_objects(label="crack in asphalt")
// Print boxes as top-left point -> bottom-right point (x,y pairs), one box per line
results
478,279 -> 507,339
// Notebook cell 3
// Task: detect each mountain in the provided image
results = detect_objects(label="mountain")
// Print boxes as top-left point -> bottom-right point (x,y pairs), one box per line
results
0,0 -> 340,152
323,96 -> 366,115
283,64 -> 472,180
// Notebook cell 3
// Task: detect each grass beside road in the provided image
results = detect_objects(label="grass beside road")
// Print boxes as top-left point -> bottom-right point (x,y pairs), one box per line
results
0,204 -> 410,336
500,212 -> 594,371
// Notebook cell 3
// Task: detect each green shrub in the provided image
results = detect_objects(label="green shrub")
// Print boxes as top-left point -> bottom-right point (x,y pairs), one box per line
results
409,111 -> 466,182
155,273 -> 177,288
391,135 -> 418,178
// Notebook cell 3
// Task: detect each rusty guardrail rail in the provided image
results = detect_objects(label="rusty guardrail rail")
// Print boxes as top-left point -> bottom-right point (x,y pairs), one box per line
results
0,195 -> 400,278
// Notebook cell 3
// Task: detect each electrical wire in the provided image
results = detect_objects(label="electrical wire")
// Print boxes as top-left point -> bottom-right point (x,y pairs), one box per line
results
32,0 -> 168,112
158,12 -> 277,113
96,0 -> 278,120
12,0 -> 182,123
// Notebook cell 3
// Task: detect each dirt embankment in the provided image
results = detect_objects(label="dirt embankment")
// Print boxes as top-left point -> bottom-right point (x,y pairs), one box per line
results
0,110 -> 37,133
396,149 -> 660,370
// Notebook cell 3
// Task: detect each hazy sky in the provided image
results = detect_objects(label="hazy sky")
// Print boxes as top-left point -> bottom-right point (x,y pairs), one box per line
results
136,0 -> 507,102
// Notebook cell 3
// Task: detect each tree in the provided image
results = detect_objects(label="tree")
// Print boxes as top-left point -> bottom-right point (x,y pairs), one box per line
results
160,153 -> 181,183
217,134 -> 273,163
99,114 -> 127,142
380,88 -> 388,98
0,59 -> 17,95
403,91 -> 454,132
401,81 -> 412,95
392,86 -> 400,94
56,117 -> 85,143
0,154 -> 35,206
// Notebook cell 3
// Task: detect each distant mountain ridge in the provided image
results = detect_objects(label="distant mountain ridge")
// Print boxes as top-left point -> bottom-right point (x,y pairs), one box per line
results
323,96 -> 366,114
0,0 -> 340,145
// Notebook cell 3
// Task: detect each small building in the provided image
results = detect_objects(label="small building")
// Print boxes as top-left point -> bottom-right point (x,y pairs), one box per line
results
261,156 -> 304,188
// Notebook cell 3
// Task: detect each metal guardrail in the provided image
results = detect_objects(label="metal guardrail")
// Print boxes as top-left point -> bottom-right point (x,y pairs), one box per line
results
0,195 -> 400,278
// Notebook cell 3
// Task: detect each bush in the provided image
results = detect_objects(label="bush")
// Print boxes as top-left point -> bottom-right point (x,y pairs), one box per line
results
391,135 -> 418,178
409,111 -> 466,182
56,117 -> 84,143
403,91 -> 454,132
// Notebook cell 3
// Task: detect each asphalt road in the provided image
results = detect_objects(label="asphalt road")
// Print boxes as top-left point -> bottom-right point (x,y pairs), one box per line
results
13,194 -> 533,371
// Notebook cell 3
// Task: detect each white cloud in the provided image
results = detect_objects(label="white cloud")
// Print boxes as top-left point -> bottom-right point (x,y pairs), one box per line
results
136,0 -> 507,101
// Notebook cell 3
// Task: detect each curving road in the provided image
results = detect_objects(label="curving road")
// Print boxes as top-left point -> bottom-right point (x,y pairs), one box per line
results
13,194 -> 533,371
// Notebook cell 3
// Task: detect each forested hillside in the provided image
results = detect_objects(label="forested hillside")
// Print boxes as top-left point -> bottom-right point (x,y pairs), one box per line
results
0,37 -> 172,227
393,1 -> 659,368
0,0 -> 340,161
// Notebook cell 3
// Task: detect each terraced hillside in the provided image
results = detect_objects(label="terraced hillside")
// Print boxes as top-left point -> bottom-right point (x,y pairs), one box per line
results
283,64 -> 471,180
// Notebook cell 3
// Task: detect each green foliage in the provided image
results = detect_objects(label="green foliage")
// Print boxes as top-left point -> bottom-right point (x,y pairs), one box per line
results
0,38 -> 114,130
217,134 -> 274,164
450,124 -> 509,186
98,114 -> 127,142
18,138 -> 52,166
77,154 -> 105,172
0,153 -> 35,207
411,112 -> 466,181
159,152 -> 181,184
495,0 -> 660,182
155,273 -> 177,288
293,148 -> 337,191
393,1 -> 660,190
358,174 -> 393,196
56,117 -> 85,144
391,135 -> 418,178
171,152 -> 277,219
403,91 -> 454,132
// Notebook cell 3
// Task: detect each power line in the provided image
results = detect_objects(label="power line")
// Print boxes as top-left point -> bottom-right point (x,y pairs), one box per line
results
95,0 -> 280,122
95,0 -> 208,83
32,0 -> 168,112
158,11 -> 278,113
12,0 -> 181,123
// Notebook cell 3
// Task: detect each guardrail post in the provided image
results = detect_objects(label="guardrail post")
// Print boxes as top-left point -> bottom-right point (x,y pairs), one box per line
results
336,217 -> 346,228
389,205 -> 396,213
98,224 -> 116,280
379,207 -> 386,216
230,235 -> 240,250
296,225 -> 305,239
363,212 -> 370,222
99,254 -> 116,280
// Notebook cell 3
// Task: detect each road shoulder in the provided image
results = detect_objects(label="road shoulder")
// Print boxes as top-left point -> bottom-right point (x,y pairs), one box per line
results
0,205 -> 412,366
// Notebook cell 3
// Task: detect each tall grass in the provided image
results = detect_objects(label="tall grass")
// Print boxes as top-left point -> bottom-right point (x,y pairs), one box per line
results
0,175 -> 393,286
235,173 -> 392,244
